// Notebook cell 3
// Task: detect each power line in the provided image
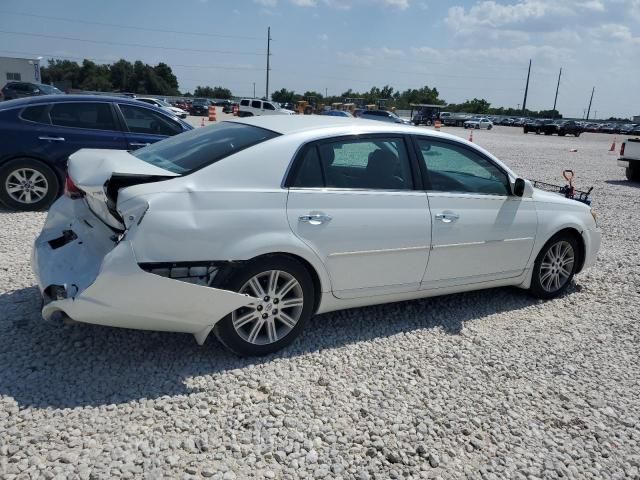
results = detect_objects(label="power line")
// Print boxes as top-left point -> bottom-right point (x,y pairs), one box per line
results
0,10 -> 263,41
0,51 -> 262,72
0,30 -> 264,56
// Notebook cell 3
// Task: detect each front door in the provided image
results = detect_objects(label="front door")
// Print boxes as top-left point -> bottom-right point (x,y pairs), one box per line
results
117,103 -> 185,149
413,137 -> 537,288
286,136 -> 431,298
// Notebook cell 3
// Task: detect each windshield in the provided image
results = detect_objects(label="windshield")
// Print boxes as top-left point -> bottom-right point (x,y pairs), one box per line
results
132,122 -> 280,174
39,84 -> 63,94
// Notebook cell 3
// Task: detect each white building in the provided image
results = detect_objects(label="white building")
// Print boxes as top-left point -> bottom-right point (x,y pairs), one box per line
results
0,56 -> 42,87
634,115 -> 640,124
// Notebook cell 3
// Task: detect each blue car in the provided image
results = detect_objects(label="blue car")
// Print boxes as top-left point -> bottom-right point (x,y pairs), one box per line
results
0,95 -> 193,210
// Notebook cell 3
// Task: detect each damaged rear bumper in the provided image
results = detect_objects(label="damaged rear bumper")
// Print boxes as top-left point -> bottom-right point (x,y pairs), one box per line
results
31,197 -> 254,344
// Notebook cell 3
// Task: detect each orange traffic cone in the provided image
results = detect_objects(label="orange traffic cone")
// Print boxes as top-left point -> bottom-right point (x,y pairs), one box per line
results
468,130 -> 473,143
200,117 -> 205,127
609,136 -> 617,153
208,105 -> 217,122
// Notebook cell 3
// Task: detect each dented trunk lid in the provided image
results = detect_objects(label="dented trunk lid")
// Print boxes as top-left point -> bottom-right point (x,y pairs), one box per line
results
67,149 -> 178,230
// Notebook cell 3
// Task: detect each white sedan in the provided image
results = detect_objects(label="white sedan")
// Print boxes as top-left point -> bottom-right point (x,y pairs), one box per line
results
464,117 -> 493,130
32,117 -> 601,356
136,97 -> 188,119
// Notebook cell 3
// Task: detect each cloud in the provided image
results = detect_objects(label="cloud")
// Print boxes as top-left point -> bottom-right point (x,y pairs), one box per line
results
318,33 -> 329,41
254,0 -> 277,6
383,0 -> 410,9
290,0 -> 317,5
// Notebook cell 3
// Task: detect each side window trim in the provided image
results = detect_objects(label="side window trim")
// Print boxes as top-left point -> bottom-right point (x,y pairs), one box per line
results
411,135 -> 513,196
284,134 -> 419,191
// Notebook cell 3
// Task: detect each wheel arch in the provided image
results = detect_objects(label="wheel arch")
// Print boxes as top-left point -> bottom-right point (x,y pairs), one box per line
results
0,154 -> 65,185
540,227 -> 586,273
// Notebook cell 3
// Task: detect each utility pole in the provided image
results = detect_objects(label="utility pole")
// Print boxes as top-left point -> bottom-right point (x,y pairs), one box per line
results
325,87 -> 328,98
253,82 -> 256,98
586,86 -> 595,120
553,67 -> 562,116
522,59 -> 531,115
265,26 -> 271,100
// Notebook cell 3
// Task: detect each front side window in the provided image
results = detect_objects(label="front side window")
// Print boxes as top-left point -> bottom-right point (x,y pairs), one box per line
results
132,122 -> 279,174
417,139 -> 509,195
240,99 -> 250,106
49,102 -> 117,131
119,104 -> 182,136
251,100 -> 262,109
263,102 -> 275,111
290,137 -> 414,190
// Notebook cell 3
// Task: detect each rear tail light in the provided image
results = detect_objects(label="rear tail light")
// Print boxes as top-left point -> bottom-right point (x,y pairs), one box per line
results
64,173 -> 84,199
620,142 -> 625,156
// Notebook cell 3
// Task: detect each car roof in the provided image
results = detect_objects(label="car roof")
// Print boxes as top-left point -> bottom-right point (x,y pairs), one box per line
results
226,115 -> 459,139
0,94 -> 166,111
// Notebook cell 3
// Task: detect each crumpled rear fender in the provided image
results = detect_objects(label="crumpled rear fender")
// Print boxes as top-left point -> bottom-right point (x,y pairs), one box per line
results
41,241 -> 255,343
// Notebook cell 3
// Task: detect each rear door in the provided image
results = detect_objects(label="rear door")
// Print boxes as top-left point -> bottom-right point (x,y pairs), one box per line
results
116,103 -> 185,150
286,135 -> 431,299
36,101 -> 127,166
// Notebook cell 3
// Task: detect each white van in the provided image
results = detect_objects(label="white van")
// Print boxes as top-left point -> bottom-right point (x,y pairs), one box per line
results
238,99 -> 295,117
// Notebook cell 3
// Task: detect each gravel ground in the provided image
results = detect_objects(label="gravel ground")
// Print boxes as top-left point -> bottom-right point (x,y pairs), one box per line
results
1,126 -> 639,479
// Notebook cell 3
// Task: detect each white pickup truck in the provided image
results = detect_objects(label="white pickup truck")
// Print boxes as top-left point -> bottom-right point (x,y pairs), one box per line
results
618,138 -> 640,181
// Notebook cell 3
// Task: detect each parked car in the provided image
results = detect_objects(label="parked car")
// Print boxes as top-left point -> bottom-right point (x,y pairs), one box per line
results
529,120 -> 583,137
499,118 -> 515,126
523,119 -> 553,134
319,110 -> 354,117
463,117 -> 493,130
136,97 -> 188,119
411,108 -> 434,126
1,82 -> 63,101
31,116 -> 601,356
618,138 -> 640,181
600,123 -> 620,134
359,110 -> 411,124
190,98 -> 213,116
0,95 -> 192,210
238,98 -> 295,117
440,111 -> 473,127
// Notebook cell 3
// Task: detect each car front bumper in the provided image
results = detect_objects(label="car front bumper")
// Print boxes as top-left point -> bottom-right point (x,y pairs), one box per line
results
31,197 -> 254,344
581,228 -> 602,271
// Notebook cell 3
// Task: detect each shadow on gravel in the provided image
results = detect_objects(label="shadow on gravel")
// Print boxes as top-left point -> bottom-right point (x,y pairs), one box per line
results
0,284 -> 541,409
604,179 -> 640,188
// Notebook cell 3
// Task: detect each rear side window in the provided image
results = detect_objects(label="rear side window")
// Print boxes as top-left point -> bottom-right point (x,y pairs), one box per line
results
290,146 -> 324,188
119,104 -> 182,136
240,99 -> 250,106
251,100 -> 262,109
49,103 -> 117,131
132,122 -> 280,174
21,105 -> 50,124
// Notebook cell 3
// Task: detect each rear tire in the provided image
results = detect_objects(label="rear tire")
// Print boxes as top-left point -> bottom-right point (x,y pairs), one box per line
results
626,167 -> 640,182
529,233 -> 580,299
0,158 -> 59,210
574,132 -> 581,137
214,255 -> 315,356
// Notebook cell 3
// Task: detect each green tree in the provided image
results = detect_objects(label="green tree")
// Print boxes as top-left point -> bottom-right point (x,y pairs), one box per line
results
193,86 -> 232,98
271,88 -> 298,103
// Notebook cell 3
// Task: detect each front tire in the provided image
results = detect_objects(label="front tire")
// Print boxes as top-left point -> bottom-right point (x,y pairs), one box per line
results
529,234 -> 580,299
214,255 -> 315,356
0,158 -> 60,210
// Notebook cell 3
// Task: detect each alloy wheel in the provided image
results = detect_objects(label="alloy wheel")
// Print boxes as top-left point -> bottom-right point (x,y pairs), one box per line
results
5,168 -> 49,205
232,270 -> 304,345
539,241 -> 575,293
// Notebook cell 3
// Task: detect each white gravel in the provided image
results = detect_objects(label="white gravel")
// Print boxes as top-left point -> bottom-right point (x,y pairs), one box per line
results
1,126 -> 639,479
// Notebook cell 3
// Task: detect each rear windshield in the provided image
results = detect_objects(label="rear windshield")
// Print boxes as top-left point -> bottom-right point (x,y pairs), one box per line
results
132,122 -> 280,174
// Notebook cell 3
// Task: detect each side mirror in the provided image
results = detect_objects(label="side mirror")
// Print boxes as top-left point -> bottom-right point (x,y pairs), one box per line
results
513,178 -> 525,197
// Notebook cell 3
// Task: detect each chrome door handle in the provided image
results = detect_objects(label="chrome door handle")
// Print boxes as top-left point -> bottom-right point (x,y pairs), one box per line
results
38,136 -> 65,142
435,212 -> 460,223
299,214 -> 332,225
129,142 -> 150,148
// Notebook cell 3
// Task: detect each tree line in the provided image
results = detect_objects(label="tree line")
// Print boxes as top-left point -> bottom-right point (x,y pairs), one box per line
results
39,58 -> 563,117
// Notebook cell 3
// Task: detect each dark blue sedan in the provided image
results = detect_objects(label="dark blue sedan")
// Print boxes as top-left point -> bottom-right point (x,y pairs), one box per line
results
0,95 -> 193,210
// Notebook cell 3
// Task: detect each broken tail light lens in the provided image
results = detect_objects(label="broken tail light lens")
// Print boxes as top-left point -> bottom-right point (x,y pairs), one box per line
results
64,173 -> 84,199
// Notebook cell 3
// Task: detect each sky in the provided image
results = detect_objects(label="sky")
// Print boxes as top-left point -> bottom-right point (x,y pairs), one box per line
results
1,0 -> 639,119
